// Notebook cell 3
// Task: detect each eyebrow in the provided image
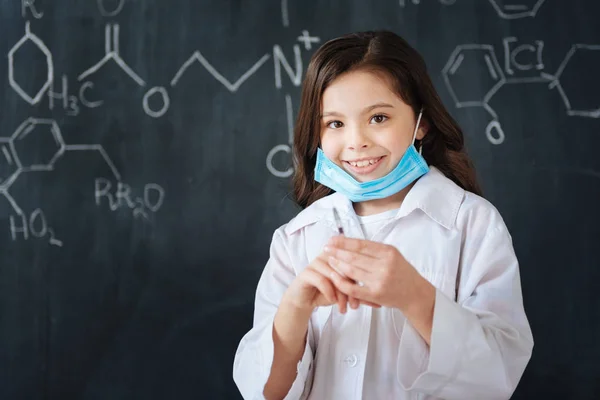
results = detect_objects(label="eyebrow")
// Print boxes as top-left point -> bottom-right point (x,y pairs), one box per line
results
321,102 -> 395,118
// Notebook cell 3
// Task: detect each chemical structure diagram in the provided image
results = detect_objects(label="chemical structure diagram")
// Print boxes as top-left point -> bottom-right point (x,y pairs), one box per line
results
399,0 -> 546,20
3,0 -> 178,247
5,0 -> 596,247
401,0 -> 598,144
442,39 -> 600,144
5,0 -> 322,245
0,116 -> 165,247
12,0 -> 321,180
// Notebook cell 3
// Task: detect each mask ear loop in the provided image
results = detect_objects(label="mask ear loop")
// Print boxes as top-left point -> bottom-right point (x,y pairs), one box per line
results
412,108 -> 425,155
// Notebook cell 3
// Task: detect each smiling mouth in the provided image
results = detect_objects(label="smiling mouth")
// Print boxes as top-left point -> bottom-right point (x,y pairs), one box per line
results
343,156 -> 385,175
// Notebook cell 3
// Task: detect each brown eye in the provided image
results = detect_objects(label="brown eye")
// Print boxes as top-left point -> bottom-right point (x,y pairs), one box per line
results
327,120 -> 343,129
370,114 -> 388,124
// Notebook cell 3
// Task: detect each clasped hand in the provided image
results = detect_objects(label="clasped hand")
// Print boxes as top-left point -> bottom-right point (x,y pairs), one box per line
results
283,236 -> 427,315
324,235 -> 425,312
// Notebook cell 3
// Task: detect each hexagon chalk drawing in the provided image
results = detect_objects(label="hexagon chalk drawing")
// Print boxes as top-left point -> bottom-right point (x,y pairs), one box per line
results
551,44 -> 600,118
1,117 -> 121,193
488,0 -> 546,19
443,45 -> 510,144
442,39 -> 600,147
442,45 -> 506,110
8,22 -> 54,105
0,116 -> 124,229
10,118 -> 65,172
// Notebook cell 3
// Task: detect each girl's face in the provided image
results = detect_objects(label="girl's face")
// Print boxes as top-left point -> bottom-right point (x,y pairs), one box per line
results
319,70 -> 428,182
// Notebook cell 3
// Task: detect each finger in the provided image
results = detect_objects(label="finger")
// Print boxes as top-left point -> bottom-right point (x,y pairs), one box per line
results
360,300 -> 381,308
308,260 -> 351,313
303,269 -> 337,304
327,256 -> 370,284
311,259 -> 358,312
324,247 -> 375,272
338,291 -> 348,314
329,270 -> 371,301
327,236 -> 389,258
316,253 -> 352,278
349,296 -> 359,309
311,257 -> 357,291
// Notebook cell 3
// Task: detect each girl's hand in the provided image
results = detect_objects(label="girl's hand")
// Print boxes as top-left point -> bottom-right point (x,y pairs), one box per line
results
324,236 -> 432,312
283,251 -> 381,315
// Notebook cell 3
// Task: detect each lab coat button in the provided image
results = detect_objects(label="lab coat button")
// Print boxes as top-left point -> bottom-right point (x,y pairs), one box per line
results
343,354 -> 358,367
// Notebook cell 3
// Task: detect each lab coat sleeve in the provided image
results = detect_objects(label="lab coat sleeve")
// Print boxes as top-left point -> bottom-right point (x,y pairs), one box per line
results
233,228 -> 314,400
397,221 -> 534,400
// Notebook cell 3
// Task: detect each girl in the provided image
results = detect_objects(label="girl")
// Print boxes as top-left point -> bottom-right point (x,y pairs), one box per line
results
233,31 -> 533,400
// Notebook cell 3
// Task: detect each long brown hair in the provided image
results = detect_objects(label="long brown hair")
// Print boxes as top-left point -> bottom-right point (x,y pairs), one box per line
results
292,30 -> 482,209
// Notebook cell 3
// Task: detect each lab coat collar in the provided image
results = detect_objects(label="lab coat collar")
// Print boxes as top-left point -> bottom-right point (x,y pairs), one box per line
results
285,166 -> 465,235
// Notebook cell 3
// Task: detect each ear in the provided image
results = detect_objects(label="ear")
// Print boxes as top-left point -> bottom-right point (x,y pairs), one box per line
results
416,118 -> 430,141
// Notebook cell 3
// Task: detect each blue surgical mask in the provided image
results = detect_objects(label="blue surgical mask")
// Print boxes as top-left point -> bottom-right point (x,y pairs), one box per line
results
314,109 -> 429,202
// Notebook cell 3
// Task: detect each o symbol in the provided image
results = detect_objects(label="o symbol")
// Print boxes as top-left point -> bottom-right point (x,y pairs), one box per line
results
143,86 -> 170,118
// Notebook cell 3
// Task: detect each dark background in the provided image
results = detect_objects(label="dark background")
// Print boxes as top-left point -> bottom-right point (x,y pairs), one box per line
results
0,0 -> 598,398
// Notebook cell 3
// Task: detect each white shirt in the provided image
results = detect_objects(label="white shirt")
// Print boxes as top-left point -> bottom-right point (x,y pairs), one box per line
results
356,207 -> 400,240
233,166 -> 534,400
358,208 -> 408,398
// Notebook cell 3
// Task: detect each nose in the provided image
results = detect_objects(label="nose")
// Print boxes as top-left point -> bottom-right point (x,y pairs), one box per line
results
346,126 -> 370,150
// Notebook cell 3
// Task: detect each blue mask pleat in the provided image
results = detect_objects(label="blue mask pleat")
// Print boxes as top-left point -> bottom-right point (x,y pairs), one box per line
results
313,145 -> 429,202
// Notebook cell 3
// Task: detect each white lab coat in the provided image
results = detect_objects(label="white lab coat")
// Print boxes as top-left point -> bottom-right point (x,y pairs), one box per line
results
233,166 -> 533,400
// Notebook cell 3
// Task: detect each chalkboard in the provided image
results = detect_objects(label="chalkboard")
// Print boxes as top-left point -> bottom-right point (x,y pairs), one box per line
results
0,0 -> 598,399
